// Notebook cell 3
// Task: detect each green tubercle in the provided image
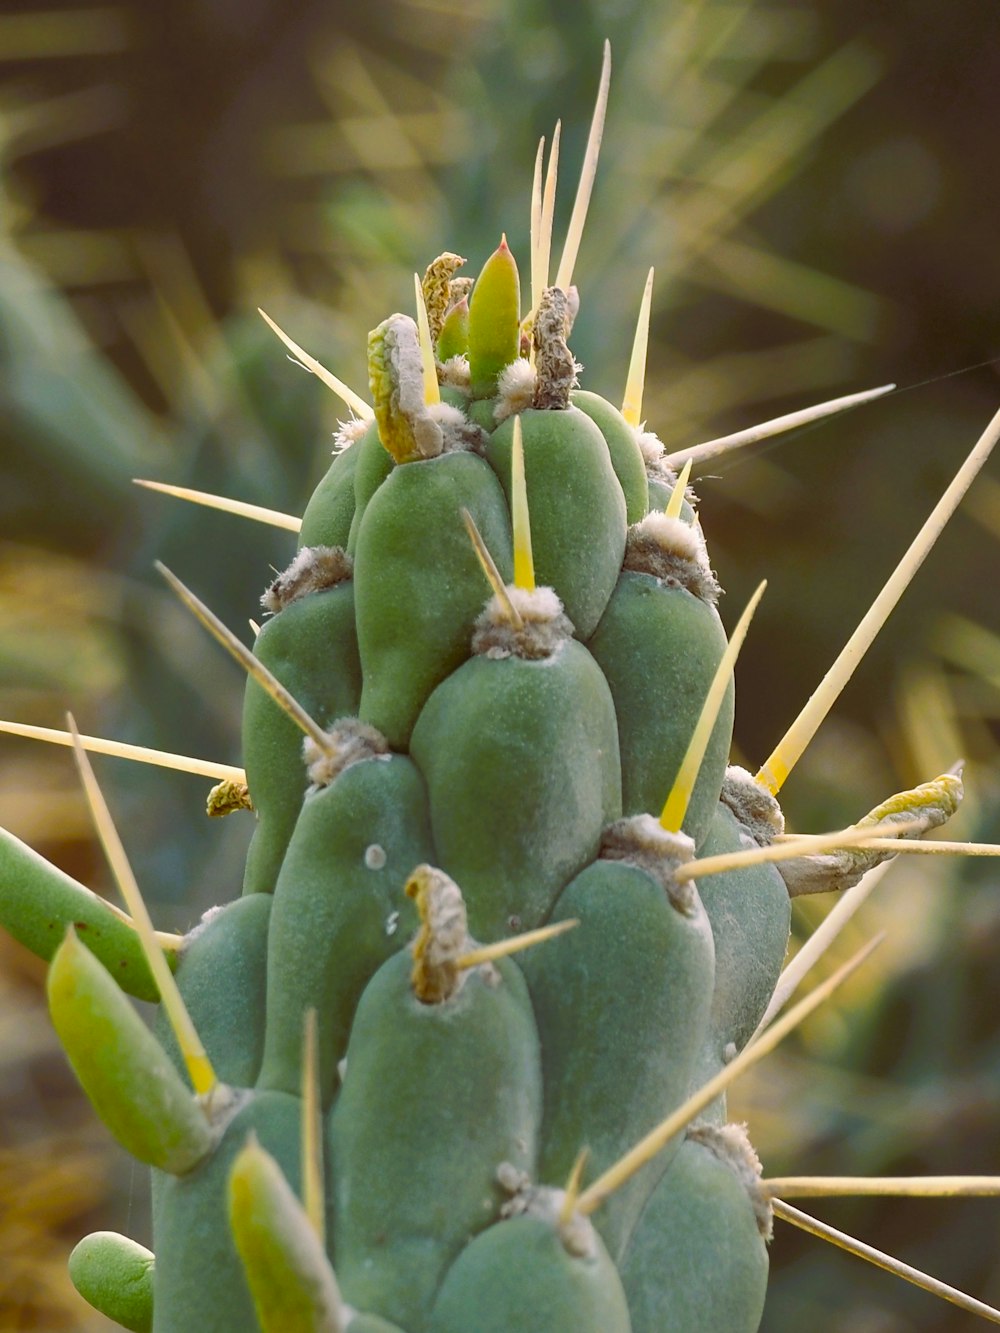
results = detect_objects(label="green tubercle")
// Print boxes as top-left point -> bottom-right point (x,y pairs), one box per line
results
467,236 -> 521,399
47,928 -> 214,1174
68,1231 -> 154,1333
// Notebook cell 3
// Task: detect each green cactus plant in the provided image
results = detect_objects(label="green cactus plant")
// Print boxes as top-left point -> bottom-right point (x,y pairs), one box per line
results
4,43 -> 1000,1333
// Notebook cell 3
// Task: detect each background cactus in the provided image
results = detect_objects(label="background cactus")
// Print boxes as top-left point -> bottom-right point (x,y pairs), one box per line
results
1,5 -> 1000,1327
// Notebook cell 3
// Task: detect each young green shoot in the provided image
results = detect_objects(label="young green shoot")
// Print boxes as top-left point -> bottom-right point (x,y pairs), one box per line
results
155,562 -> 336,760
67,715 -> 216,1099
0,717 -> 245,783
460,507 -> 523,628
757,400 -> 1000,794
455,918 -> 579,972
413,272 -> 441,407
134,478 -> 301,533
575,933 -> 884,1218
621,267 -> 654,429
301,1009 -> 324,1245
554,40 -> 610,293
664,456 -> 693,519
258,308 -> 373,420
772,1199 -> 1000,1325
511,416 -> 536,591
660,579 -> 767,834
664,382 -> 896,469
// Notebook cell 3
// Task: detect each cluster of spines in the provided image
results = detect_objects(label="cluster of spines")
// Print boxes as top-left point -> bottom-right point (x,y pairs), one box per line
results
4,40 -> 1000,1333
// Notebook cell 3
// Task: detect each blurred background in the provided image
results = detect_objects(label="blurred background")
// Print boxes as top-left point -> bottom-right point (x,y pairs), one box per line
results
1,0 -> 999,1327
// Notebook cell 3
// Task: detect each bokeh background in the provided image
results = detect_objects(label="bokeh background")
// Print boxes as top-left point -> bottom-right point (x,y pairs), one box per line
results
1,0 -> 1000,1327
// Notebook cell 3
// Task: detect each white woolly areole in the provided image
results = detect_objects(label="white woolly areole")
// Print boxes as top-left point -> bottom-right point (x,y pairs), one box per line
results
332,416 -> 370,453
496,1176 -> 596,1260
686,1121 -> 773,1240
636,427 -> 665,465
633,511 -> 706,564
438,354 -> 471,389
720,765 -> 785,844
426,400 -> 468,429
494,358 -> 537,424
604,812 -> 695,863
472,584 -> 573,660
601,813 -> 698,913
502,584 -> 565,623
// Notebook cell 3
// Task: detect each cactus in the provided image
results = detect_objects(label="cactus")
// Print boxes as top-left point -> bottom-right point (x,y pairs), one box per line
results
4,43 -> 1000,1333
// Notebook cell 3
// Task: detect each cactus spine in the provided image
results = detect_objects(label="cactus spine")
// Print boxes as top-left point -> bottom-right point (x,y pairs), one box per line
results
5,42 -> 1000,1333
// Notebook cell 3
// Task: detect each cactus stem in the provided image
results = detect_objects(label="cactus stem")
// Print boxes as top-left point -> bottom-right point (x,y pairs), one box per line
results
413,272 -> 441,406
772,1199 -> 1000,1325
460,507 -> 524,628
660,579 -> 766,834
554,39 -> 611,293
757,399 -> 1000,795
67,715 -> 217,1098
664,382 -> 896,469
155,562 -> 336,759
301,1009 -> 325,1245
766,1176 -> 1000,1199
663,457 -> 693,519
511,416 -> 536,591
558,1148 -> 590,1229
676,816 -> 926,882
576,933 -> 884,1218
455,918 -> 579,971
0,717 -> 246,783
751,860 -> 893,1039
621,267 -> 654,429
257,308 -> 373,420
134,478 -> 301,532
